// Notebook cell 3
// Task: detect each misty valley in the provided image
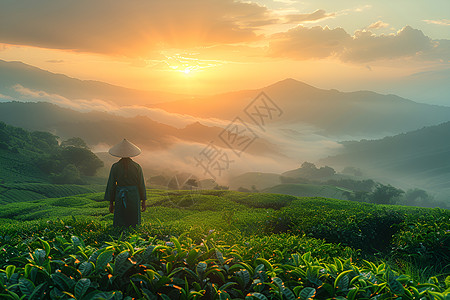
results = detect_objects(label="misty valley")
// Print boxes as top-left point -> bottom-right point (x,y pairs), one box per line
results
0,61 -> 449,299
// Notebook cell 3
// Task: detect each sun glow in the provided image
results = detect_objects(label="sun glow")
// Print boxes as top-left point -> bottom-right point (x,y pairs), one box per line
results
161,53 -> 226,79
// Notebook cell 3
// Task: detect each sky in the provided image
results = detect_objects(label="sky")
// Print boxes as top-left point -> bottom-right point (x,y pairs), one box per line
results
0,0 -> 449,104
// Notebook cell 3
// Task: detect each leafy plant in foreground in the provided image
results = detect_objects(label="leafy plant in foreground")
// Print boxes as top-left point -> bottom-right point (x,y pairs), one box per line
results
1,234 -> 449,299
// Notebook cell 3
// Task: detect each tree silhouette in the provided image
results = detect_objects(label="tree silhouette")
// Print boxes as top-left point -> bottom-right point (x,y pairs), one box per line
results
370,184 -> 404,205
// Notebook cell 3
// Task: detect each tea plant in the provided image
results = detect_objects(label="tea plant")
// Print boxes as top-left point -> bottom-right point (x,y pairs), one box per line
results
1,233 -> 448,299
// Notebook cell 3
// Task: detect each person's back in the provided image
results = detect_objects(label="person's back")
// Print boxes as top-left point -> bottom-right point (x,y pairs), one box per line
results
104,139 -> 146,227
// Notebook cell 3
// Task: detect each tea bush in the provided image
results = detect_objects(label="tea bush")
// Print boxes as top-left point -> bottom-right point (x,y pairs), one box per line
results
1,232 -> 448,299
0,188 -> 449,299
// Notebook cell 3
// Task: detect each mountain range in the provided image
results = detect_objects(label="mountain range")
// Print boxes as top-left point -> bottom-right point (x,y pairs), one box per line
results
0,59 -> 186,105
321,121 -> 450,196
0,101 -> 279,158
1,59 -> 450,204
152,78 -> 450,137
2,59 -> 450,138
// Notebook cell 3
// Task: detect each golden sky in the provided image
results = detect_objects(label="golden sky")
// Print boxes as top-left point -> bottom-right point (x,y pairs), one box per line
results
0,0 -> 449,103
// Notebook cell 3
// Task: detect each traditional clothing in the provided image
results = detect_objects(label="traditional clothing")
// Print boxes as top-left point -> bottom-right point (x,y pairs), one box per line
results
104,139 -> 146,227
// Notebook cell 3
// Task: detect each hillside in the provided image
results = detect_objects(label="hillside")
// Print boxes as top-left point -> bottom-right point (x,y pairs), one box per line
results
321,121 -> 450,199
152,78 -> 450,136
0,122 -> 106,203
228,172 -> 282,190
2,59 -> 450,139
0,102 -> 280,157
0,189 -> 448,300
0,59 -> 186,105
262,183 -> 350,200
1,189 -> 447,257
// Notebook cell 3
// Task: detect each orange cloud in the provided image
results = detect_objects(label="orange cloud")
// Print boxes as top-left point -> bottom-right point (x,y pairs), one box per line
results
269,25 -> 446,63
0,0 -> 274,56
284,9 -> 335,24
423,19 -> 450,26
269,26 -> 350,59
368,20 -> 389,29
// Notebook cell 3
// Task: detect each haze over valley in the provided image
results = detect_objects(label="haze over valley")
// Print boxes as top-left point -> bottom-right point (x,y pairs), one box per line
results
1,60 -> 450,207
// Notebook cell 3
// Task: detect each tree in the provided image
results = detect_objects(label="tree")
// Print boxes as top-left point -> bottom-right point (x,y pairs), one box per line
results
342,166 -> 363,177
301,161 -> 316,170
61,146 -> 104,176
369,184 -> 404,205
51,164 -> 83,184
147,175 -> 168,186
185,178 -> 198,188
0,122 -> 10,144
214,185 -> 229,190
403,188 -> 433,206
317,166 -> 336,177
61,137 -> 90,149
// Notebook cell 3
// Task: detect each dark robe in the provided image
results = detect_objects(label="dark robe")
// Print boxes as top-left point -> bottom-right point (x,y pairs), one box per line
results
104,157 -> 147,227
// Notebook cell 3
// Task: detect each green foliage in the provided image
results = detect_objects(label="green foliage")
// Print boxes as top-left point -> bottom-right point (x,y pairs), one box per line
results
0,182 -> 103,204
0,122 -> 103,183
61,137 -> 90,149
50,163 -> 83,184
224,192 -> 297,210
326,178 -> 375,192
282,162 -> 336,180
370,184 -> 404,205
60,146 -> 104,176
0,232 -> 448,299
263,184 -> 349,200
0,189 -> 449,298
391,211 -> 450,273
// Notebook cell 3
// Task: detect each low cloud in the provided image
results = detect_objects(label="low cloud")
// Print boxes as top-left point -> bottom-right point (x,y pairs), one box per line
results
423,19 -> 450,26
368,20 -> 389,29
0,93 -> 14,101
269,25 -> 447,63
119,138 -> 295,186
284,9 -> 335,24
131,123 -> 343,186
11,85 -> 231,129
0,43 -> 9,51
8,85 -> 345,186
46,60 -> 65,64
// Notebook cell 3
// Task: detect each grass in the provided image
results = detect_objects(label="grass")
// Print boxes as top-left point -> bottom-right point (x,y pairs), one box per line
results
0,189 -> 448,298
262,183 -> 351,200
0,182 -> 105,204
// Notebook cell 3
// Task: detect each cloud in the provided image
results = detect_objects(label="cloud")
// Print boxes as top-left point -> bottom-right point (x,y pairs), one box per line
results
284,9 -> 335,24
341,26 -> 432,62
423,19 -> 450,26
0,43 -> 10,51
269,26 -> 351,59
46,60 -> 65,64
0,0 -> 274,56
0,93 -> 14,101
11,84 -> 232,129
8,85 -> 345,185
125,137 -> 296,185
418,39 -> 450,62
368,20 -> 389,29
269,25 -> 446,63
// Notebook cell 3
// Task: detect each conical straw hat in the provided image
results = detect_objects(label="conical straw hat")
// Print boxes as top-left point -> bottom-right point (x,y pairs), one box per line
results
109,139 -> 141,158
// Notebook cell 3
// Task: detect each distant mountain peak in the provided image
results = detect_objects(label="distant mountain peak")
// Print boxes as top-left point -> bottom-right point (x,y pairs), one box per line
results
183,121 -> 205,129
264,78 -> 318,92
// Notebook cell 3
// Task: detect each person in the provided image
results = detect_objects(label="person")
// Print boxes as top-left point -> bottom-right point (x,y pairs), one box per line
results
104,139 -> 147,227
